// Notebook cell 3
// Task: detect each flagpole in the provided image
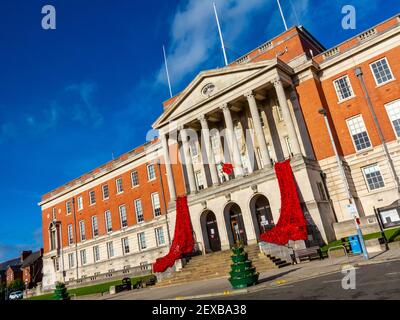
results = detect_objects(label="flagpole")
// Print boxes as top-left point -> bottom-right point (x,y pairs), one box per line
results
213,2 -> 228,66
163,45 -> 173,98
277,0 -> 288,31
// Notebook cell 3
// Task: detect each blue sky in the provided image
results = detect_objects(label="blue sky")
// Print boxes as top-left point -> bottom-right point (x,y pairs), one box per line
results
0,0 -> 398,261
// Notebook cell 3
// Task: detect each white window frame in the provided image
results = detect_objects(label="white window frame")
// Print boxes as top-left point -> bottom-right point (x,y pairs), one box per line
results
333,75 -> 355,102
346,115 -> 372,152
68,253 -> 75,269
80,249 -> 87,266
151,193 -> 161,217
131,170 -> 139,187
91,216 -> 99,237
93,245 -> 100,262
134,199 -> 144,223
284,136 -> 293,156
67,224 -> 74,245
155,227 -> 165,246
105,210 -> 112,233
122,237 -> 130,254
119,205 -> 128,228
116,178 -> 124,194
106,241 -> 114,258
66,201 -> 72,215
77,196 -> 83,211
195,171 -> 205,191
385,99 -> 400,139
369,57 -> 394,86
79,220 -> 86,241
89,190 -> 96,205
138,232 -> 147,250
362,164 -> 385,191
102,184 -> 109,200
147,164 -> 156,181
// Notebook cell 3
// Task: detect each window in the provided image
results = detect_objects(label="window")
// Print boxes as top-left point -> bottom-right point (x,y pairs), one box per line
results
370,58 -> 393,85
276,105 -> 283,121
93,245 -> 100,262
138,232 -> 147,250
67,224 -> 74,245
122,237 -> 130,254
195,171 -> 204,191
80,250 -> 87,265
89,190 -> 96,205
333,75 -> 354,101
106,241 -> 114,258
346,116 -> 371,151
105,210 -> 112,233
211,131 -> 220,150
155,227 -> 165,246
66,201 -> 72,215
79,220 -> 86,241
151,193 -> 161,217
68,253 -> 75,269
134,199 -> 144,223
258,108 -> 265,127
385,100 -> 400,138
190,142 -> 198,157
91,216 -> 99,237
147,164 -> 156,181
362,164 -> 385,191
102,185 -> 109,200
284,136 -> 293,156
52,208 -> 57,220
317,182 -> 327,201
131,171 -> 139,187
119,205 -> 128,228
54,257 -> 60,271
116,178 -> 124,194
77,196 -> 83,211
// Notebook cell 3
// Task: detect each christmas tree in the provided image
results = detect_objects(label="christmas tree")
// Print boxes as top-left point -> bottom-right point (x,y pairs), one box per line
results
228,244 -> 259,289
54,282 -> 70,300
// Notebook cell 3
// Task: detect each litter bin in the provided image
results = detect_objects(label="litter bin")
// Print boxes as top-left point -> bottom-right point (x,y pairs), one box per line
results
348,235 -> 362,254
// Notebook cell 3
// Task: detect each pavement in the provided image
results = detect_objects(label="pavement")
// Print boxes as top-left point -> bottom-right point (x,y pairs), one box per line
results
78,247 -> 400,300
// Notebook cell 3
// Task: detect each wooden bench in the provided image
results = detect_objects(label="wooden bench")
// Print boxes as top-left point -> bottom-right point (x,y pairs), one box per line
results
293,246 -> 323,263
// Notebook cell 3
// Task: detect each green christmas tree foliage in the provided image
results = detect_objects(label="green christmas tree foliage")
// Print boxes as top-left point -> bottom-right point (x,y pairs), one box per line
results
54,282 -> 70,300
229,245 -> 259,289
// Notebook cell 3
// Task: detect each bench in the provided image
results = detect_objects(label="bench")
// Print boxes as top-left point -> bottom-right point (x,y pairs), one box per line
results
293,246 -> 323,263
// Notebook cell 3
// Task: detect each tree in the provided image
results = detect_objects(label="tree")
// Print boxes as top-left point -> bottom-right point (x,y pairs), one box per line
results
228,245 -> 259,289
8,279 -> 24,292
54,282 -> 70,300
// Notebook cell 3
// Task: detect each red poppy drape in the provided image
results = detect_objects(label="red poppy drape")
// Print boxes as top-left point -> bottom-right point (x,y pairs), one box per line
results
260,159 -> 308,245
153,196 -> 194,273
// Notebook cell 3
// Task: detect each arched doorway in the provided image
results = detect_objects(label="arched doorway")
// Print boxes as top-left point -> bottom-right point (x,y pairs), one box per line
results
224,202 -> 248,246
249,194 -> 275,241
200,210 -> 221,253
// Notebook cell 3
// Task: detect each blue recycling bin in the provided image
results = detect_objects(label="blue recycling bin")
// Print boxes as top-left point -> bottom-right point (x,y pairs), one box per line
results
348,235 -> 362,254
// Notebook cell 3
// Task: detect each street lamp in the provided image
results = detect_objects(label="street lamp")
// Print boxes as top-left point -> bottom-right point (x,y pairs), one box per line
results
318,108 -> 369,260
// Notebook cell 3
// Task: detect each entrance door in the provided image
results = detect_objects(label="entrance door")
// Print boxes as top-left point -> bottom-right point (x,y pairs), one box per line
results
229,210 -> 248,245
206,212 -> 221,252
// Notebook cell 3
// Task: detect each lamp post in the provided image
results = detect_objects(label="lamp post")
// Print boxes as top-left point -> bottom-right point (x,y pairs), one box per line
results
318,108 -> 369,260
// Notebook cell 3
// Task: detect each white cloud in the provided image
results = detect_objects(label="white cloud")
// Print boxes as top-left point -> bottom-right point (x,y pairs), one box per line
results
156,0 -> 271,87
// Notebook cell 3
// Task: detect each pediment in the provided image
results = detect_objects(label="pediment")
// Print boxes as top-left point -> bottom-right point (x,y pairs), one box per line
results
153,60 -> 276,128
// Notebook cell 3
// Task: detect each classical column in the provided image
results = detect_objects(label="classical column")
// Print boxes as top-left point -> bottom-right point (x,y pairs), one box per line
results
180,128 -> 197,194
220,103 -> 244,177
273,78 -> 302,155
160,134 -> 176,201
245,91 -> 272,168
198,115 -> 220,186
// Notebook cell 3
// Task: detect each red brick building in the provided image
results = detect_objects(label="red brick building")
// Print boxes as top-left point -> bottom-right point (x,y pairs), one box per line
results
40,13 -> 400,289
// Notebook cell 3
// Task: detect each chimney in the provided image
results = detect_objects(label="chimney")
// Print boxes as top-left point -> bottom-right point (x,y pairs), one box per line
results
21,250 -> 32,263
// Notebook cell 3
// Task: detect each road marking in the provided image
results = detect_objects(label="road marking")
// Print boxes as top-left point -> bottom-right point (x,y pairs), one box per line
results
322,279 -> 341,283
385,272 -> 400,276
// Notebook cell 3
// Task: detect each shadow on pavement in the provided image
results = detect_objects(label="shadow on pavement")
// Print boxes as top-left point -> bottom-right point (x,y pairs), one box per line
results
257,268 -> 301,285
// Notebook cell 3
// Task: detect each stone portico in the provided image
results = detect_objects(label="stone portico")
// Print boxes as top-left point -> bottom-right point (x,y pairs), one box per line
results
153,59 -> 337,253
